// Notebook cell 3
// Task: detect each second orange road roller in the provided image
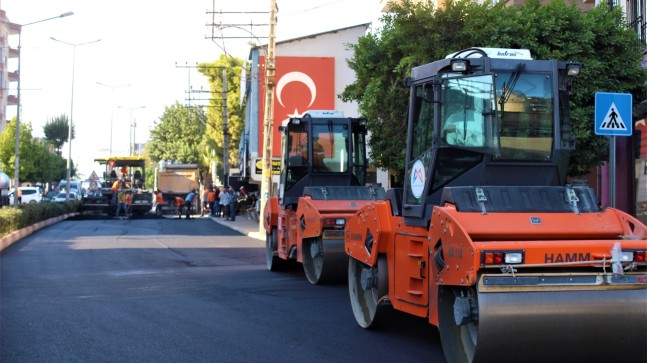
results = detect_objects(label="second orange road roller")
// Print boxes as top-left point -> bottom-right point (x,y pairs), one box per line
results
263,110 -> 385,284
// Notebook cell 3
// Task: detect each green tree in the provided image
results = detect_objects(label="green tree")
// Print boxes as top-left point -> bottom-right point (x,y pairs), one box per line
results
148,102 -> 206,165
0,119 -> 36,181
0,119 -> 69,183
198,54 -> 246,182
30,139 -> 68,183
43,114 -> 75,155
341,0 -> 646,178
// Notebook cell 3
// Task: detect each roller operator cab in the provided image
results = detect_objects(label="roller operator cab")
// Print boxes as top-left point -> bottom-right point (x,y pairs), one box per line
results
344,48 -> 647,363
264,110 -> 385,284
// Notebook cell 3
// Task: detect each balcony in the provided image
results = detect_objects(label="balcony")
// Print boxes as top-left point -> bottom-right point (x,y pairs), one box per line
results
7,71 -> 17,83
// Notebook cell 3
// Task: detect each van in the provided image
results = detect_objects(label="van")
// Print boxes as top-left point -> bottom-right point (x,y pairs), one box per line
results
58,179 -> 82,199
8,187 -> 42,205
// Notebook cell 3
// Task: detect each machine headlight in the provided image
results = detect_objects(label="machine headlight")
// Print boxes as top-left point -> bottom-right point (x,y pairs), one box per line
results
504,253 -> 523,264
620,251 -> 634,262
451,60 -> 469,72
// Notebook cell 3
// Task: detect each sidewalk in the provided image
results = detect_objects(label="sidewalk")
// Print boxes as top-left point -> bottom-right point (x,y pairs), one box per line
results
209,214 -> 264,240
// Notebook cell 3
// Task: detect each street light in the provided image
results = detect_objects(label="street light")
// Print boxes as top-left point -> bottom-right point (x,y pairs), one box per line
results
117,106 -> 145,155
9,11 -> 73,207
50,37 -> 102,201
97,82 -> 130,156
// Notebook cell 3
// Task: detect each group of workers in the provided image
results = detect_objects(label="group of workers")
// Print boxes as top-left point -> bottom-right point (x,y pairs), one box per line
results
165,185 -> 247,220
110,175 -> 255,220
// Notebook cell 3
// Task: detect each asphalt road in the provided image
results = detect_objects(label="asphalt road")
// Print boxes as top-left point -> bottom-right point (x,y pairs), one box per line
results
0,216 -> 446,362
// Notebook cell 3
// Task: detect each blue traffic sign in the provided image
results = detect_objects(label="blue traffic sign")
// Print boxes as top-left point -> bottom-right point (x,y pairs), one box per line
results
595,92 -> 633,136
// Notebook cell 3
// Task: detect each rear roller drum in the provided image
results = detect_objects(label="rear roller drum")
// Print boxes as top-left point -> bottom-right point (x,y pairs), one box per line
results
348,256 -> 388,328
438,286 -> 478,363
302,237 -> 346,284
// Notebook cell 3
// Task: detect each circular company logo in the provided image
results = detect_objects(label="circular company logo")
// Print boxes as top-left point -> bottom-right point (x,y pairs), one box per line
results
410,159 -> 425,199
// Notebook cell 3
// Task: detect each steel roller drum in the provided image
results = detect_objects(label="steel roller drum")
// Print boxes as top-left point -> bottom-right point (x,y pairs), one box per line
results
302,237 -> 347,284
472,284 -> 647,363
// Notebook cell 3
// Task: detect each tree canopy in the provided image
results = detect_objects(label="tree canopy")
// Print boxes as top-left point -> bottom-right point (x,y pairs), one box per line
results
43,114 -> 74,155
144,55 -> 245,186
197,54 -> 246,181
341,0 -> 646,178
0,119 -> 69,183
147,102 -> 207,165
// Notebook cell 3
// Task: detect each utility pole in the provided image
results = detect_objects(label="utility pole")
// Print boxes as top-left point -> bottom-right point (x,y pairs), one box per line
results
259,0 -> 277,235
222,68 -> 229,185
177,63 -> 227,185
175,62 -> 198,108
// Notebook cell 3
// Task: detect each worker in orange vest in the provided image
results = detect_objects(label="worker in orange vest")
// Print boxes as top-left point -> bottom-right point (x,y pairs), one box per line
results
174,197 -> 185,219
111,179 -> 122,205
155,190 -> 164,215
207,187 -> 216,216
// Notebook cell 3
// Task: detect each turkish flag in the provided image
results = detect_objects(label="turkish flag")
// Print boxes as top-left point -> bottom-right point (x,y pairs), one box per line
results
258,57 -> 335,157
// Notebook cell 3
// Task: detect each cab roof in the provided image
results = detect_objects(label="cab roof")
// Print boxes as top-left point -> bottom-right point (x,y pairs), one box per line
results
94,156 -> 146,167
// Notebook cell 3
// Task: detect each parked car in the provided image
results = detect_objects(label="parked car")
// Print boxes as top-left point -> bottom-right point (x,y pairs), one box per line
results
42,191 -> 60,202
52,192 -> 78,202
8,187 -> 43,205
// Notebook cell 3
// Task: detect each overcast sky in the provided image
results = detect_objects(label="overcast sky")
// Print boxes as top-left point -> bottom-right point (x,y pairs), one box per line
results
1,0 -> 379,178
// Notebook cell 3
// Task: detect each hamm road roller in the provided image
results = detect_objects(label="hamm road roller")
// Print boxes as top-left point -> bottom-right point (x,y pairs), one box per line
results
264,110 -> 385,284
344,48 -> 647,363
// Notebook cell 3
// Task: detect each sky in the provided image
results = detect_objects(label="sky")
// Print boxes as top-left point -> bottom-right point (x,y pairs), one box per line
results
1,0 -> 380,178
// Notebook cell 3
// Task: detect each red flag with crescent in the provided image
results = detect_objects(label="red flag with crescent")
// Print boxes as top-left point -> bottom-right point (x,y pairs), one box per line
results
258,56 -> 335,156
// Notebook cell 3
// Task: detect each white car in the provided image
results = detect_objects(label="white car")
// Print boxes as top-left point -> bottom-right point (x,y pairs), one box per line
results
52,192 -> 78,202
8,187 -> 42,205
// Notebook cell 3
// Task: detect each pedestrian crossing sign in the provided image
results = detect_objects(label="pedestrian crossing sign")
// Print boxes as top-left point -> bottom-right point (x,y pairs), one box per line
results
595,92 -> 633,136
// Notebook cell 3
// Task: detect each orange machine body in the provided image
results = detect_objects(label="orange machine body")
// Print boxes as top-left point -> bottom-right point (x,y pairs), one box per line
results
265,194 -> 381,262
345,200 -> 647,327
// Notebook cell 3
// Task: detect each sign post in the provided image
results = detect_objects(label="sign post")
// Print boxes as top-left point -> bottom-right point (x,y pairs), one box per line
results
595,92 -> 633,208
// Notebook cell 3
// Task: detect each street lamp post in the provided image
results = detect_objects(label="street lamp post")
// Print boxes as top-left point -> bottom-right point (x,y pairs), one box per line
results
50,37 -> 102,201
97,82 -> 130,156
9,11 -> 73,207
117,106 -> 145,155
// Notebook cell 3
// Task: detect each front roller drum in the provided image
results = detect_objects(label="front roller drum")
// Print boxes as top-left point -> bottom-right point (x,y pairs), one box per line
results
302,236 -> 347,284
438,284 -> 647,363
348,256 -> 388,328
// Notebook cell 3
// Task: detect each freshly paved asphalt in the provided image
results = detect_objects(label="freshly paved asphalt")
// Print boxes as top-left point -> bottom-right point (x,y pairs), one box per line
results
0,213 -> 446,362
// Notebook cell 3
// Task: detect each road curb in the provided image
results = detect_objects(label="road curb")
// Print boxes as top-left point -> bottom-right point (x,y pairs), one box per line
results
0,212 -> 78,252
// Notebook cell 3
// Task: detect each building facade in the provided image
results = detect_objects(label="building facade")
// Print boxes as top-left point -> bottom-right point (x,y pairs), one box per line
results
0,10 -> 19,133
240,23 -> 383,187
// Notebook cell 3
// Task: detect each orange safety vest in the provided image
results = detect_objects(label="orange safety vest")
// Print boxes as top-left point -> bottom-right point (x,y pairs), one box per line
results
175,197 -> 185,207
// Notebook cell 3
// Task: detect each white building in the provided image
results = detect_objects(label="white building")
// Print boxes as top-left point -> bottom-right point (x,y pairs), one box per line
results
241,23 -> 389,188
